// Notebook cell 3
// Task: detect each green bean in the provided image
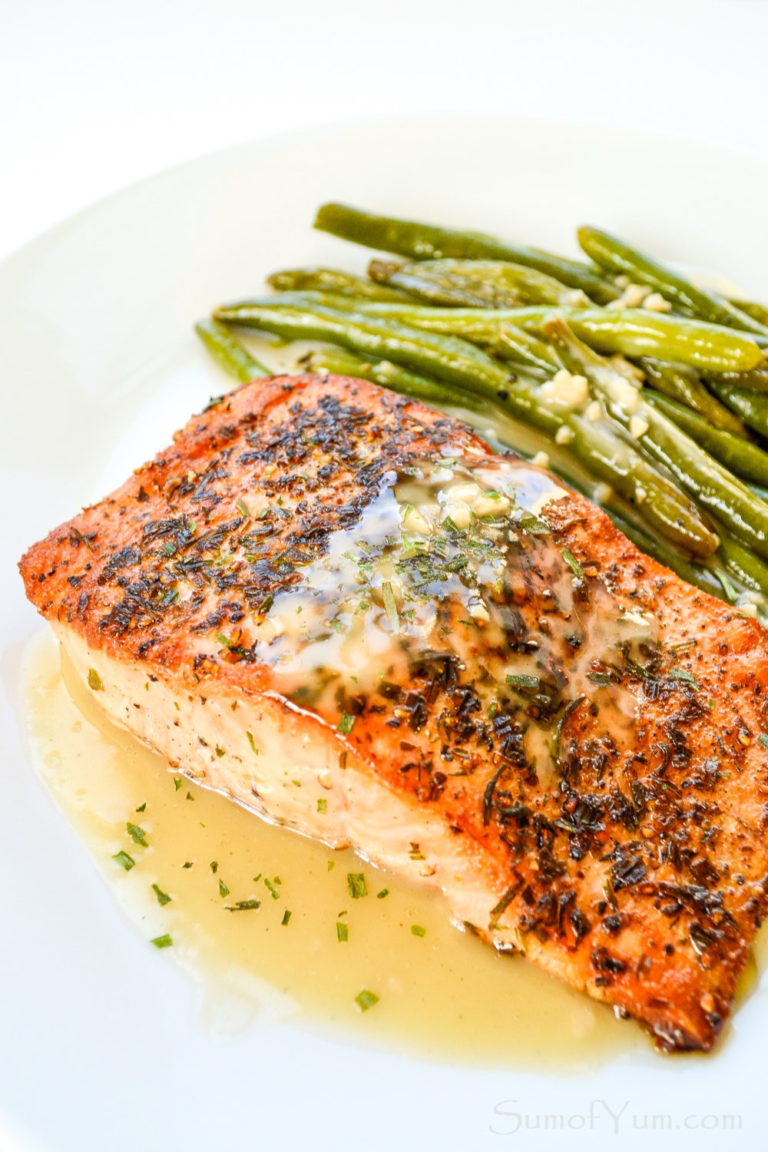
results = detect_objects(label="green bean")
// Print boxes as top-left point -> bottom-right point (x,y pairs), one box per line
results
224,290 -> 361,313
217,298 -> 713,556
522,307 -> 766,374
716,534 -> 768,602
367,258 -> 588,309
194,318 -> 270,382
268,267 -> 413,302
645,393 -> 768,487
708,363 -> 768,393
344,302 -> 523,341
496,381 -> 717,557
300,346 -> 458,406
639,359 -> 750,438
543,318 -> 768,563
577,225 -> 768,337
489,327 -> 559,376
709,381 -> 768,439
215,299 -> 513,394
729,298 -> 768,327
314,202 -> 619,304
342,302 -> 765,375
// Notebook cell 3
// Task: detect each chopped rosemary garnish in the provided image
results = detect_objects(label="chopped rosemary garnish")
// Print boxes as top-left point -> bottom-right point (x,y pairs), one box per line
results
126,822 -> 148,847
135,802 -> 147,813
671,668 -> 699,689
152,883 -> 171,906
517,512 -> 550,536
759,735 -> 768,750
338,712 -> 356,736
336,921 -> 349,942
246,730 -> 259,755
173,778 -> 182,791
236,498 -> 251,518
381,579 -> 400,633
347,872 -> 368,899
218,878 -> 230,897
506,672 -> 540,691
376,888 -> 390,899
227,899 -> 261,912
562,548 -> 584,579
210,861 -> 218,873
715,569 -> 739,603
264,878 -> 280,900
354,989 -> 379,1012
281,909 -> 292,926
112,850 -> 135,871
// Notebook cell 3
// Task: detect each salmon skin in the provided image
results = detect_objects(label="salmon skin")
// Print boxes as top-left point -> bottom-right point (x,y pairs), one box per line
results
19,372 -> 768,1052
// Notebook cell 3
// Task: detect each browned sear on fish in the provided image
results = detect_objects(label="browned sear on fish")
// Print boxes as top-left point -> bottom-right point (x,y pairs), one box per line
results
19,373 -> 768,1052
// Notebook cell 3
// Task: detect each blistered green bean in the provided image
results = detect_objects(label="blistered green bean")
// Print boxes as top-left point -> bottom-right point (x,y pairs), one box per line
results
314,202 -> 619,303
194,318 -> 270,382
577,225 -> 768,337
368,258 -> 587,309
639,359 -> 750,438
646,394 -> 768,487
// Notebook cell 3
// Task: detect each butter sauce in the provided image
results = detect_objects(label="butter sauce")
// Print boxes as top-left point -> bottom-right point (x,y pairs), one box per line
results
232,453 -> 657,787
23,631 -> 641,1069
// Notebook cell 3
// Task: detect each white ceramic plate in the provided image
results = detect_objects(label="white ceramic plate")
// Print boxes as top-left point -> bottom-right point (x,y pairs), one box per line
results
2,118 -> 767,1152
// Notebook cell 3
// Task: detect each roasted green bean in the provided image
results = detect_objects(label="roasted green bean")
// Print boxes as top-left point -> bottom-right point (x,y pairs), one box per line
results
339,302 -> 766,374
215,299 -> 513,394
268,267 -> 413,302
194,318 -> 270,382
709,382 -> 768,439
645,394 -> 768,486
300,346 -> 458,406
577,225 -> 768,337
543,318 -> 768,562
314,202 -> 619,304
368,258 -> 588,309
639,358 -> 750,438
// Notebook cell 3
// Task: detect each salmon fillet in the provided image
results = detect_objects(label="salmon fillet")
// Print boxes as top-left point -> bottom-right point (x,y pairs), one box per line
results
19,372 -> 768,1052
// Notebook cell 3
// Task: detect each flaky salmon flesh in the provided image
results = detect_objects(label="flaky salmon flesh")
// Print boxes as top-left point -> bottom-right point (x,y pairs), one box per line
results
19,372 -> 768,1051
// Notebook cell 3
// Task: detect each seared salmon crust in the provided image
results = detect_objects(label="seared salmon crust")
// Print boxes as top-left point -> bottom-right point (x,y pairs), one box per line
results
20,373 -> 768,1051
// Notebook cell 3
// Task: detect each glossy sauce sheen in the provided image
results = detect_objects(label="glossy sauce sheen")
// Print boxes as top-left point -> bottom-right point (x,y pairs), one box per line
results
21,372 -> 768,1052
24,632 -> 638,1068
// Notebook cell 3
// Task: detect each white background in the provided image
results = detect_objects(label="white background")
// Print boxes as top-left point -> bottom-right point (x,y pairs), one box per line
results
1,0 -> 767,262
2,3 -> 768,1151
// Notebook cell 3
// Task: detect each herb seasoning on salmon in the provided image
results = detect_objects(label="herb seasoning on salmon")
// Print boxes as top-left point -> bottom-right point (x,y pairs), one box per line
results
19,372 -> 768,1052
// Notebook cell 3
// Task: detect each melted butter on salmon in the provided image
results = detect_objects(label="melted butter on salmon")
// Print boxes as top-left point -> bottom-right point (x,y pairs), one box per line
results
19,373 -> 768,1052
